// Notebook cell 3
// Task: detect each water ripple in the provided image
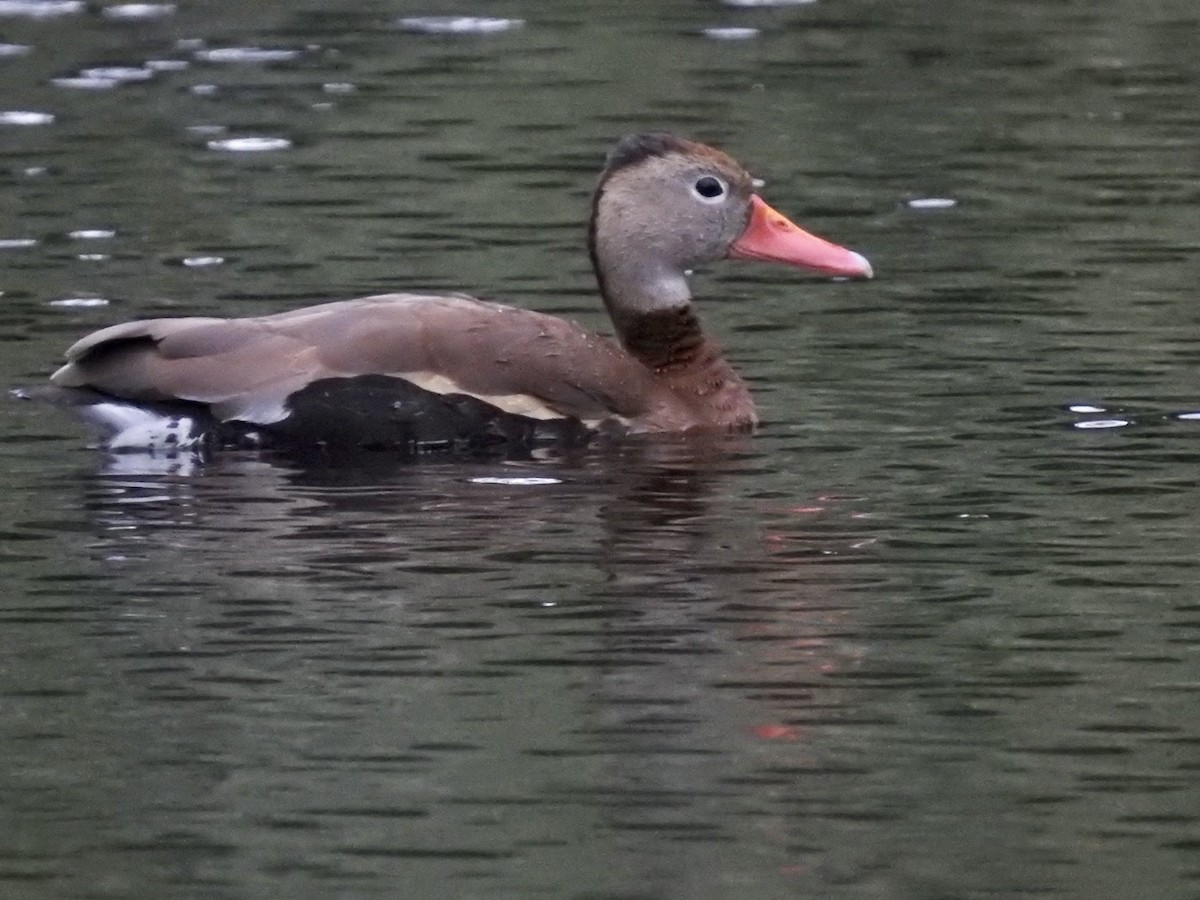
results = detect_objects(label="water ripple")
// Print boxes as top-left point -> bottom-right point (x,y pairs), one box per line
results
721,0 -> 816,6
701,27 -> 760,40
100,2 -> 175,19
206,136 -> 293,152
395,16 -> 524,35
48,297 -> 109,308
0,110 -> 54,125
0,0 -> 82,17
468,476 -> 563,486
906,197 -> 959,210
52,75 -> 120,90
80,65 -> 154,82
194,46 -> 303,63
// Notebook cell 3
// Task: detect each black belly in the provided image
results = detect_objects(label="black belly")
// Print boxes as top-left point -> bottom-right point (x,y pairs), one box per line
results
230,374 -> 589,454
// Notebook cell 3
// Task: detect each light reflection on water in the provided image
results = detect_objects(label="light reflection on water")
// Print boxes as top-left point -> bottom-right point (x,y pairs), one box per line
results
1,0 -> 1199,897
8,444 -> 893,894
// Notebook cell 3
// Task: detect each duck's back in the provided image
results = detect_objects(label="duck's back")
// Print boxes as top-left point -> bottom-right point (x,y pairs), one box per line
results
51,293 -> 667,452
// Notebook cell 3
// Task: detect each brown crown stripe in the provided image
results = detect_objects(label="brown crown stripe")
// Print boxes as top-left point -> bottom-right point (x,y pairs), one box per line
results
603,132 -> 696,174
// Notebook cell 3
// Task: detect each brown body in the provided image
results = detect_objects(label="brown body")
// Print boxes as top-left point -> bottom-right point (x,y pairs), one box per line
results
53,294 -> 751,433
50,134 -> 871,451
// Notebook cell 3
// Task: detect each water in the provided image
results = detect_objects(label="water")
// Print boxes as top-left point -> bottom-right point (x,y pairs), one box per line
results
2,0 -> 1199,897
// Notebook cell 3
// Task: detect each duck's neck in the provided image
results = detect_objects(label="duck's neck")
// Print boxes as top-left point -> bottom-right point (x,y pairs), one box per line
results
595,261 -> 757,429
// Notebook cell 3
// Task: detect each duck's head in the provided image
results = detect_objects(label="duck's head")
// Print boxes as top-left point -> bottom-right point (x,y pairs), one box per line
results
589,133 -> 872,324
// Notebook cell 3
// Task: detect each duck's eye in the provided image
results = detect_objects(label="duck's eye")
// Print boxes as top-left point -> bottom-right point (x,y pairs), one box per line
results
693,175 -> 727,202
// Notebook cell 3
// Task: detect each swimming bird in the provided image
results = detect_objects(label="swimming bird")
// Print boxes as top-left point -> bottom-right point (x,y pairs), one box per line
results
48,132 -> 872,453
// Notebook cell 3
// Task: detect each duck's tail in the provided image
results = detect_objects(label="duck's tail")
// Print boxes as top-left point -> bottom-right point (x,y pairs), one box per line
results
12,385 -> 213,451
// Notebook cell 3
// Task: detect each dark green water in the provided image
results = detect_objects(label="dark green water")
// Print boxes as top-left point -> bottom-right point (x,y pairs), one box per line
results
1,1 -> 1198,898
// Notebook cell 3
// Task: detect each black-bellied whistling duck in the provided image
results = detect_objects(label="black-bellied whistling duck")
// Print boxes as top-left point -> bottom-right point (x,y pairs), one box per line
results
49,133 -> 872,453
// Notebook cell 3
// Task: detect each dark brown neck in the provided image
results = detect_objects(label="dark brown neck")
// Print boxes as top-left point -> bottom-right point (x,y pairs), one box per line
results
617,307 -> 757,430
618,305 -> 706,370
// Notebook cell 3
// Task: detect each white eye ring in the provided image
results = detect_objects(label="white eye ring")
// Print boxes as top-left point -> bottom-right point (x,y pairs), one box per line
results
692,175 -> 728,204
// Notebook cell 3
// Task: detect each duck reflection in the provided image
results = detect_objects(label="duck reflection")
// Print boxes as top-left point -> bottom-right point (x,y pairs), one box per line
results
81,436 -> 870,617
75,439 -> 878,894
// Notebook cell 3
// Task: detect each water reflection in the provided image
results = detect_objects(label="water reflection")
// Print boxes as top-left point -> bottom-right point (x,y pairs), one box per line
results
81,436 -> 849,591
23,441 -> 884,897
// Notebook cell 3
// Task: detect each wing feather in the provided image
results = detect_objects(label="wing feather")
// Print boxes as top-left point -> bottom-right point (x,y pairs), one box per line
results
51,294 -> 663,426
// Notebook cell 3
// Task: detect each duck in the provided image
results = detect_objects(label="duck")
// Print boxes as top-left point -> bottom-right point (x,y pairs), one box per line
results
48,132 -> 872,454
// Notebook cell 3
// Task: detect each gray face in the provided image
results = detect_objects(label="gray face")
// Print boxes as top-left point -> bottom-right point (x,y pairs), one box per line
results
592,148 -> 758,274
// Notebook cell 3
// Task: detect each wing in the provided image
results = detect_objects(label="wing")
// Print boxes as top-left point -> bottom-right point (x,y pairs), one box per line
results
52,294 -> 662,427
